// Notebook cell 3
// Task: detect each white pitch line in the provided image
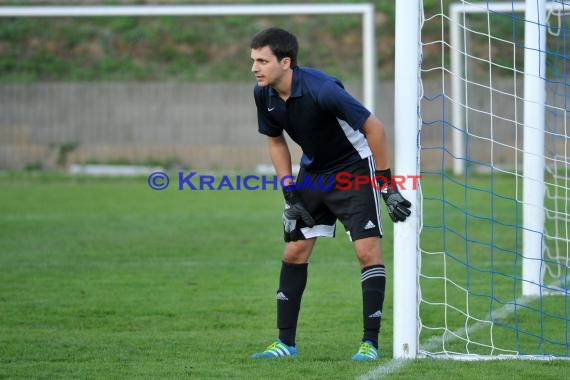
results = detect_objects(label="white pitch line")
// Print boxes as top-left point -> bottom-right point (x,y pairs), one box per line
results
357,294 -> 542,379
357,358 -> 410,380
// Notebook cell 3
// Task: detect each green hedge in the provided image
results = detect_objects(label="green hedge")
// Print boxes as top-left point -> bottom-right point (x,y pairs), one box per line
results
0,0 -> 525,82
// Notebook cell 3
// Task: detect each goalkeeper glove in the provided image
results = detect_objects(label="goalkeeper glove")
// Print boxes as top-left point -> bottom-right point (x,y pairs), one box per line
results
282,185 -> 315,242
375,168 -> 412,222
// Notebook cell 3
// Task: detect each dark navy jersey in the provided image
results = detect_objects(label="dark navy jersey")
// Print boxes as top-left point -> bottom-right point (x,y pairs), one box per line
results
254,66 -> 372,173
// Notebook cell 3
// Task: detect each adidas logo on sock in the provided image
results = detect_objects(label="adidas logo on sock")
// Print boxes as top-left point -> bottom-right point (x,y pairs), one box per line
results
368,310 -> 382,318
364,220 -> 376,230
276,292 -> 289,301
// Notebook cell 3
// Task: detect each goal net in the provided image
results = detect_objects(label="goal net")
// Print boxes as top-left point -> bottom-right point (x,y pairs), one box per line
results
415,0 -> 569,359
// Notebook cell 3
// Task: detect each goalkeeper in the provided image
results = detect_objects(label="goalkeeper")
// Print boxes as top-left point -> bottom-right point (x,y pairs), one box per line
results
249,27 -> 412,361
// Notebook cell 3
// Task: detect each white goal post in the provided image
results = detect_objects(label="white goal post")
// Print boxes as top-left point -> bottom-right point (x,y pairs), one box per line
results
393,0 -> 421,360
0,3 -> 376,113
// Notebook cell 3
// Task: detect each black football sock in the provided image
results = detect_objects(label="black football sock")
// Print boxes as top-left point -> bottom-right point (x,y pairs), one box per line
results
361,264 -> 386,349
276,261 -> 308,347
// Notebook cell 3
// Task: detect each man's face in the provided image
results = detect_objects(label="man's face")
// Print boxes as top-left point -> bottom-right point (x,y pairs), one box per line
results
251,46 -> 289,87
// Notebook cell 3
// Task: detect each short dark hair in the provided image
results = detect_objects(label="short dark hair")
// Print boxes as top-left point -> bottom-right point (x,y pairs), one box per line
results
250,27 -> 298,67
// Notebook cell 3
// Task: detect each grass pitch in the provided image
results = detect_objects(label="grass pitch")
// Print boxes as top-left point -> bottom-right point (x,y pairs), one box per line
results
0,172 -> 568,379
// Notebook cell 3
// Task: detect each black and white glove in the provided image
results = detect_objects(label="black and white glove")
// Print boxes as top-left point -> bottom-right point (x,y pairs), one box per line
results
282,185 -> 315,242
375,168 -> 412,222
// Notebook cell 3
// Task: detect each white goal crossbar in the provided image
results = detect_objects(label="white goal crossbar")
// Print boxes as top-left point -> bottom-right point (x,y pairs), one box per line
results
0,4 -> 376,112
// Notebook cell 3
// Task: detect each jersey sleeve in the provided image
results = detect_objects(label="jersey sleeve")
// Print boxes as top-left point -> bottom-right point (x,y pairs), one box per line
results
317,80 -> 371,131
253,86 -> 283,137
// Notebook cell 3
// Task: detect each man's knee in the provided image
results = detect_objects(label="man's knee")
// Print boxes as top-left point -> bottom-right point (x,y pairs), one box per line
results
354,237 -> 382,267
283,238 -> 315,264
